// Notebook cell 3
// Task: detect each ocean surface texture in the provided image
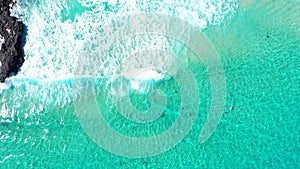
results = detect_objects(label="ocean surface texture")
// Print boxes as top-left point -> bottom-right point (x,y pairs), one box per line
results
1,0 -> 300,168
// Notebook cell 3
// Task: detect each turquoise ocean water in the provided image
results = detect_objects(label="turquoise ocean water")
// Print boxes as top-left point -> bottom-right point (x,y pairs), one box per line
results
1,0 -> 300,168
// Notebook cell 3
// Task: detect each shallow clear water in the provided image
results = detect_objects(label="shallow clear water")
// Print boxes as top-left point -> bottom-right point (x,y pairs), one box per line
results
1,0 -> 300,168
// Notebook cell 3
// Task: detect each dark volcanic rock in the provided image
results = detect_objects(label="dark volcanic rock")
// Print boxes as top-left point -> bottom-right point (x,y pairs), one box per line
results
0,0 -> 26,82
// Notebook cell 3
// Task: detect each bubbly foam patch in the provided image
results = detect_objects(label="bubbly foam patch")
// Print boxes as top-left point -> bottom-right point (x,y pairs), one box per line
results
2,0 -> 238,107
10,0 -> 238,81
0,78 -> 73,124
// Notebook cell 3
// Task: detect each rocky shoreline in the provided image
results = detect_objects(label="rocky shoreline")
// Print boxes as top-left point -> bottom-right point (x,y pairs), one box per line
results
0,0 -> 26,82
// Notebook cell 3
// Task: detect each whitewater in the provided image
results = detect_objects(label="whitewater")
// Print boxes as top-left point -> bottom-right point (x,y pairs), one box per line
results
0,0 -> 238,113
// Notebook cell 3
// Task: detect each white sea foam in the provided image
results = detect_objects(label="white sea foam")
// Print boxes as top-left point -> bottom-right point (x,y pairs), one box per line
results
0,82 -> 10,90
10,0 -> 238,81
2,0 -> 238,107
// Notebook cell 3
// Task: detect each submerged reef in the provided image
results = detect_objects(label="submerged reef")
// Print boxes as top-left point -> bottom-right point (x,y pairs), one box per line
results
0,0 -> 25,82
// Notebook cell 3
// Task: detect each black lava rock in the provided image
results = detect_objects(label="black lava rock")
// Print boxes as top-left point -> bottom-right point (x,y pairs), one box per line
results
0,0 -> 26,82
